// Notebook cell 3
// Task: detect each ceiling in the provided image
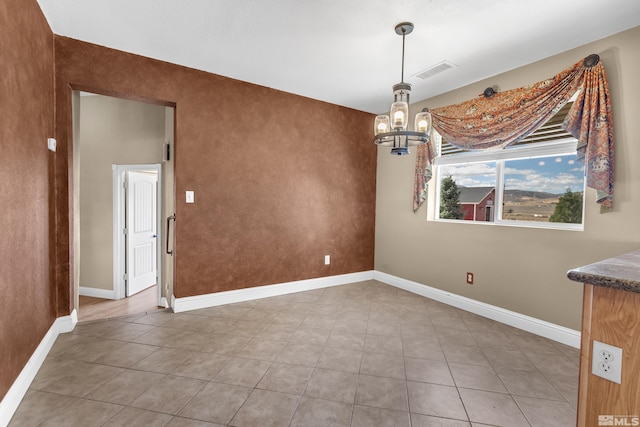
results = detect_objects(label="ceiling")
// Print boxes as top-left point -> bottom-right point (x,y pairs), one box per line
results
37,0 -> 640,114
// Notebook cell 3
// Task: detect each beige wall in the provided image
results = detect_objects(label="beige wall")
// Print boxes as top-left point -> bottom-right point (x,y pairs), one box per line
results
375,26 -> 640,331
79,94 -> 166,291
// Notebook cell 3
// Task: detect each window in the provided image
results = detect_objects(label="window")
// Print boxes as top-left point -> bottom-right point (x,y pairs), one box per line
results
434,102 -> 586,230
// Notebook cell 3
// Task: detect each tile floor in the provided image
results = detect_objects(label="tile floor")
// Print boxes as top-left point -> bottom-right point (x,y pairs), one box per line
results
10,280 -> 579,426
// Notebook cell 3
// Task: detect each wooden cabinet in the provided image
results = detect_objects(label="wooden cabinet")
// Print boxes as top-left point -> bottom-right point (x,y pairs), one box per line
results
568,251 -> 640,426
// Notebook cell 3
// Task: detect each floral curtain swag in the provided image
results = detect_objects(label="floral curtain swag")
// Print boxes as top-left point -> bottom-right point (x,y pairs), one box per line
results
413,54 -> 614,213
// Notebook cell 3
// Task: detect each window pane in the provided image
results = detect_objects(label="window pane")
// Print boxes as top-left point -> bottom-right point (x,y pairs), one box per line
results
439,162 -> 496,222
503,154 -> 585,223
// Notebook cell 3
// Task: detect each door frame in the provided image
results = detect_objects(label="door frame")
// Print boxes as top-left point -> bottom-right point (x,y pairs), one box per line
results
112,164 -> 163,304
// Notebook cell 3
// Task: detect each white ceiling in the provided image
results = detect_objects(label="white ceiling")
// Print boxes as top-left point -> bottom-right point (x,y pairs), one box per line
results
37,0 -> 640,114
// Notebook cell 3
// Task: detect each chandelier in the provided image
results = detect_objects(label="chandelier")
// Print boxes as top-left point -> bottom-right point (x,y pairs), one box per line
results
374,22 -> 432,156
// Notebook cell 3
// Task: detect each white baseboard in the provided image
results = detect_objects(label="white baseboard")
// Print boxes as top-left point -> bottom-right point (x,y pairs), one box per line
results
172,271 -> 376,313
375,271 -> 581,348
79,286 -> 116,300
0,309 -> 77,426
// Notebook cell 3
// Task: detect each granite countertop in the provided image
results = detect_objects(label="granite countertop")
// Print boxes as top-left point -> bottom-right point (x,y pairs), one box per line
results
567,250 -> 640,293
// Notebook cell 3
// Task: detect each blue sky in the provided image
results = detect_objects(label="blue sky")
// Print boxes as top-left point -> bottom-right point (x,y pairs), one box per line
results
440,154 -> 585,194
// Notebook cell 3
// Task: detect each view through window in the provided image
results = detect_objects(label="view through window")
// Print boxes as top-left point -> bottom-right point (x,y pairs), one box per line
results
434,102 -> 586,229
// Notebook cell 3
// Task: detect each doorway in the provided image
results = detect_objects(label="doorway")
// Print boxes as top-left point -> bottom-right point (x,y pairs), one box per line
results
73,92 -> 175,320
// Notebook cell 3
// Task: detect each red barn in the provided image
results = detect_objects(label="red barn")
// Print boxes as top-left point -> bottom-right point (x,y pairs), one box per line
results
459,187 -> 496,221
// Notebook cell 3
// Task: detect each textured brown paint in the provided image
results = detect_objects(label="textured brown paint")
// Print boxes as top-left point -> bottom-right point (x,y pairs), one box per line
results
53,37 -> 376,300
0,0 -> 55,400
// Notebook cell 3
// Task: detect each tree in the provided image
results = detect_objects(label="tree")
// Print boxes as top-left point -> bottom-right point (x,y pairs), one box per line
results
440,176 -> 463,219
549,189 -> 583,223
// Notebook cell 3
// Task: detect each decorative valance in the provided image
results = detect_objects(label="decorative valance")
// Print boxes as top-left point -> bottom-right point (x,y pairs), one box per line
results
413,54 -> 614,213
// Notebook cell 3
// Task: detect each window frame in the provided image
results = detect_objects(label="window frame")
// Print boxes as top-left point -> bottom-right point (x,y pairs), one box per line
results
432,136 -> 586,231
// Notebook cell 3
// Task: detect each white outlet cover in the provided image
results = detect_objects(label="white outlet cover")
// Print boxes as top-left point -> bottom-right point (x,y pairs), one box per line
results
186,191 -> 194,203
324,255 -> 330,265
592,340 -> 622,384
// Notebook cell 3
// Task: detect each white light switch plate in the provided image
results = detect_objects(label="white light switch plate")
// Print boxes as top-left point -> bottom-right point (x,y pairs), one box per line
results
47,138 -> 57,152
186,191 -> 194,203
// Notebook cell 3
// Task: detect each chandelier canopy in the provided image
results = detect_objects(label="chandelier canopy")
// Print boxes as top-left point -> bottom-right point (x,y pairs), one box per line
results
374,22 -> 432,156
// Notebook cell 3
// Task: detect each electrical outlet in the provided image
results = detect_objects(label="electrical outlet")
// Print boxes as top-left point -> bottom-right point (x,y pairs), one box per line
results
324,255 -> 330,265
592,340 -> 622,384
466,272 -> 474,285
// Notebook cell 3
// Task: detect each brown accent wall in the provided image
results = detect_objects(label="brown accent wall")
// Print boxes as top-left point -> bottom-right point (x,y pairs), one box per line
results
0,0 -> 55,399
53,37 -> 376,305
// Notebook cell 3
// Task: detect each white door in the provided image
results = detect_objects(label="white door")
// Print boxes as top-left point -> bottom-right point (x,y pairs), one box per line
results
126,171 -> 158,296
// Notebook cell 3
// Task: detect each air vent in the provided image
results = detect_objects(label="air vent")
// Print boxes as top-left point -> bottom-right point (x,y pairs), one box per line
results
414,61 -> 457,80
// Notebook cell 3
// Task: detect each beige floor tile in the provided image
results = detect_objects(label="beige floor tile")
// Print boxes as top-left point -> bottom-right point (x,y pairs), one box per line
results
545,372 -> 578,408
131,347 -> 193,374
449,363 -> 507,393
333,317 -> 368,333
290,326 -> 331,346
401,323 -> 437,339
496,368 -> 565,400
525,351 -> 580,377
458,388 -> 528,427
435,328 -> 478,347
130,375 -> 207,414
407,381 -> 468,420
39,398 -> 123,427
276,343 -> 322,366
301,314 -> 337,329
360,352 -> 406,379
509,333 -> 563,355
166,416 -> 225,426
172,351 -> 231,380
351,405 -> 411,427
230,389 -> 300,427
18,282 -> 578,427
257,363 -> 314,394
213,356 -> 271,387
289,396 -> 352,427
472,331 -> 517,349
405,357 -> 455,386
101,406 -> 173,426
304,368 -> 358,403
513,395 -> 577,427
430,314 -> 469,331
325,330 -> 365,351
231,319 -> 268,337
177,381 -> 252,424
441,346 -> 488,366
236,337 -> 287,361
36,361 -> 124,398
411,413 -> 471,426
198,333 -> 251,356
316,346 -> 363,373
92,342 -> 159,368
364,334 -> 404,356
85,369 -> 165,405
355,374 -> 408,411
482,348 -> 536,371
367,320 -> 401,337
402,337 -> 445,361
258,324 -> 297,341
9,390 -> 77,426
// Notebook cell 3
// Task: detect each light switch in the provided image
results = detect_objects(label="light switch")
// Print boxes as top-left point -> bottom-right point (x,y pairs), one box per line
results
47,138 -> 57,152
186,191 -> 194,203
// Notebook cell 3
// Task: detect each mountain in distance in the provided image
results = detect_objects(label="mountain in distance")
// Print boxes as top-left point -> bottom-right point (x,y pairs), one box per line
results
503,189 -> 561,201
457,186 -> 562,201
